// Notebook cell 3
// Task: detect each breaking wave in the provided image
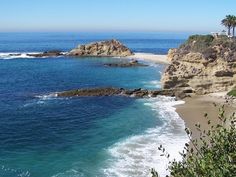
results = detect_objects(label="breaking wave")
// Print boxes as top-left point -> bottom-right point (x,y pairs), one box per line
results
0,52 -> 66,59
22,93 -> 60,108
0,52 -> 39,59
103,96 -> 188,177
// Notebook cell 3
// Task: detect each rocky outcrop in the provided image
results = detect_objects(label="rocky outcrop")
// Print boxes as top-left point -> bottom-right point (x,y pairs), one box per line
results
5,40 -> 133,59
162,35 -> 236,95
57,87 -> 185,98
104,60 -> 148,67
68,39 -> 133,57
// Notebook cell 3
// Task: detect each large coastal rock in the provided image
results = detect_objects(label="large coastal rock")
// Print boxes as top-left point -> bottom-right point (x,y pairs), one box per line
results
162,35 -> 236,95
68,39 -> 133,57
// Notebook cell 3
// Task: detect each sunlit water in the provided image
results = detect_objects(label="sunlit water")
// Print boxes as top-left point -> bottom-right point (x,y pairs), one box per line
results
0,32 -> 188,177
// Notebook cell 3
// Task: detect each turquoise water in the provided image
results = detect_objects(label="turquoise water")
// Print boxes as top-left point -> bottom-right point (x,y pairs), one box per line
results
0,32 -> 188,177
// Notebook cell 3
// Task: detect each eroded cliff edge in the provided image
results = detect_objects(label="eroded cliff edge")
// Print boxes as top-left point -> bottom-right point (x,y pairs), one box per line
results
161,35 -> 236,95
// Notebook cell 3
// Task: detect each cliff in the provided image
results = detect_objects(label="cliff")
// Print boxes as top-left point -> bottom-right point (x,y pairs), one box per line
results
162,35 -> 236,94
68,39 -> 133,57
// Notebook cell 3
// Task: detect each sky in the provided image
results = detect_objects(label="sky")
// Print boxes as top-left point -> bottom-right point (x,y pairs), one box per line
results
0,0 -> 235,32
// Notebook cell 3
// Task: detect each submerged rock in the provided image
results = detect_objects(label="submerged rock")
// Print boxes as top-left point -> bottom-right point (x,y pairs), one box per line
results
104,60 -> 148,67
9,53 -> 21,57
68,39 -> 133,57
27,50 -> 63,57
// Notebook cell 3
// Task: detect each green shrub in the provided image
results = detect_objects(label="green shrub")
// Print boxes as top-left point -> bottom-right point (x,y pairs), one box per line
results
227,87 -> 236,97
180,35 -> 214,53
188,35 -> 214,44
179,35 -> 236,61
152,106 -> 236,177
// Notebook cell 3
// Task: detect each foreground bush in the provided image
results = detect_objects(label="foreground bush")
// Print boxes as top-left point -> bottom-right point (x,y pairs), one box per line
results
152,106 -> 236,177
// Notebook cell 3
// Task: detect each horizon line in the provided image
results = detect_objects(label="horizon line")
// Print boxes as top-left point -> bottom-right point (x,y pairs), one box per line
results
0,30 -> 212,34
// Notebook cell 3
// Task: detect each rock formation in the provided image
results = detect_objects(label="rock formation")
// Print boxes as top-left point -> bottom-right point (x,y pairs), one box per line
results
162,35 -> 236,94
5,40 -> 133,58
57,87 -> 183,98
68,39 -> 133,57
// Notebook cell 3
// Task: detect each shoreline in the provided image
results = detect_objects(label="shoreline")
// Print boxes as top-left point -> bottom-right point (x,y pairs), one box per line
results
176,93 -> 235,139
126,53 -> 170,64
0,52 -> 170,65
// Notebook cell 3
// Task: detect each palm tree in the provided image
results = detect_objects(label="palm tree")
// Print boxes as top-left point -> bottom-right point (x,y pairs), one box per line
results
221,15 -> 234,36
231,16 -> 236,37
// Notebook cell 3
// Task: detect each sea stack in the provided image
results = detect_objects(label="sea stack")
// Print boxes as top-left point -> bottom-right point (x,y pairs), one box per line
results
68,39 -> 133,57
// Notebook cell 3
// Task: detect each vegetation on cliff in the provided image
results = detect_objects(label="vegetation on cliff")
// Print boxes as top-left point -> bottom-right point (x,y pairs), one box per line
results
227,87 -> 236,97
152,107 -> 236,177
178,35 -> 236,62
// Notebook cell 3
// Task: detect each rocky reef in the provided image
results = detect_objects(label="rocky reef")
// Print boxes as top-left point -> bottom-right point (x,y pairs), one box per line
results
27,50 -> 63,57
162,35 -> 236,95
68,39 -> 133,57
56,87 -> 187,99
104,59 -> 148,67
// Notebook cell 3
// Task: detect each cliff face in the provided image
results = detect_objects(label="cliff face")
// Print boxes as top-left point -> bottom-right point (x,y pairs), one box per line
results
68,39 -> 133,57
162,35 -> 236,94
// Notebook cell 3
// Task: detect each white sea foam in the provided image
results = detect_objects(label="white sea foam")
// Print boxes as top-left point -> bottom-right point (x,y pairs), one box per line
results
0,52 -> 40,59
35,93 -> 63,103
35,93 -> 58,100
0,52 -> 64,60
103,96 -> 188,177
23,93 -> 60,107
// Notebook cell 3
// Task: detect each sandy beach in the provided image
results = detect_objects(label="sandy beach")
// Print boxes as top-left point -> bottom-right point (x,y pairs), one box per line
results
127,53 -> 170,64
176,93 -> 236,139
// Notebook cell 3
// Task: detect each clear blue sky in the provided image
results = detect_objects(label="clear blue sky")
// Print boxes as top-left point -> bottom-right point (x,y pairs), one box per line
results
0,0 -> 235,32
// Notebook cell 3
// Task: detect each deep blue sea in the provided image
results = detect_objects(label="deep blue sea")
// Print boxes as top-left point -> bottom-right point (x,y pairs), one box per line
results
0,32 -> 189,177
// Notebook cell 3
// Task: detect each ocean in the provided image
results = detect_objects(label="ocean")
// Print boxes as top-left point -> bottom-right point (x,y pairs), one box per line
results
0,32 -> 189,177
